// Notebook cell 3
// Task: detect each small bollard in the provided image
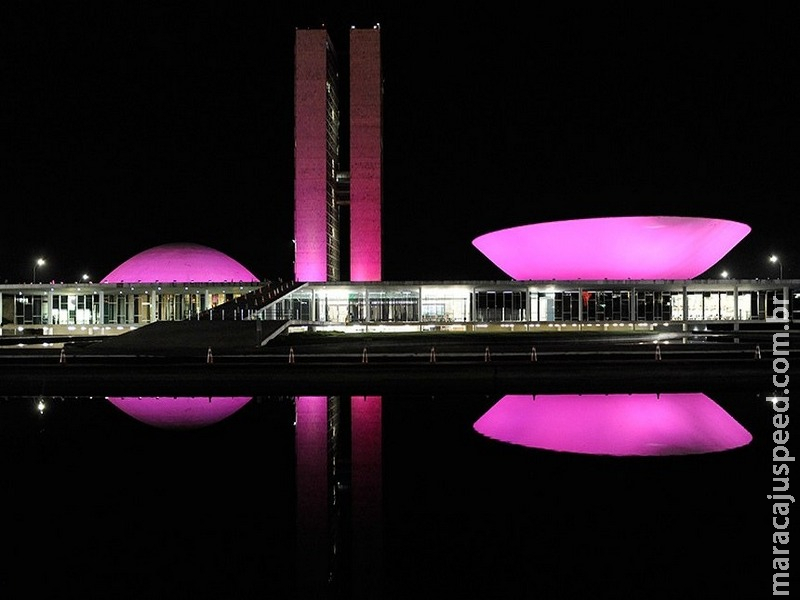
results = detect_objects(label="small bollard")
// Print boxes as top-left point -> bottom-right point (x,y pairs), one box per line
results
59,348 -> 66,364
362,347 -> 369,363
430,346 -> 437,363
206,347 -> 214,364
530,346 -> 537,362
755,345 -> 761,359
288,347 -> 295,364
654,345 -> 661,360
484,346 -> 491,362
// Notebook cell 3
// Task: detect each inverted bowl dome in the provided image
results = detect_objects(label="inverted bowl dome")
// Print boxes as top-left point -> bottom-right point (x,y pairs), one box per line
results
473,393 -> 752,456
102,243 -> 258,283
471,216 -> 750,280
107,396 -> 252,429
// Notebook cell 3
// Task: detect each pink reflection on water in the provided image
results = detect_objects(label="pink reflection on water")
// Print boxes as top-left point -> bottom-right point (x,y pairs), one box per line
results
473,393 -> 752,456
107,396 -> 252,429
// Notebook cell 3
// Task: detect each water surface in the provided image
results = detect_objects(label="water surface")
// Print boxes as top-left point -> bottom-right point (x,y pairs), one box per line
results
1,382 -> 770,599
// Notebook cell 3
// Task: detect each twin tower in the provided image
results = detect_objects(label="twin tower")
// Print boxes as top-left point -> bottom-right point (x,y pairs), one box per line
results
294,26 -> 383,283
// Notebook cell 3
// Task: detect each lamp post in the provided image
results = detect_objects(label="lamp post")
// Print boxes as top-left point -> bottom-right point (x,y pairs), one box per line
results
770,255 -> 783,279
291,238 -> 296,279
33,258 -> 45,282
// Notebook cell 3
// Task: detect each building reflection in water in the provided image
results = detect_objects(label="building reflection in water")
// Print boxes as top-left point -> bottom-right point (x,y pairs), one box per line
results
473,392 -> 753,456
95,390 -> 749,597
106,396 -> 252,429
101,393 -> 384,597
295,395 -> 383,599
9,389 -> 763,597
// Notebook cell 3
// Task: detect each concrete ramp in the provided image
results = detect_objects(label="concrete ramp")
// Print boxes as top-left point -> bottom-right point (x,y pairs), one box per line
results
75,320 -> 288,356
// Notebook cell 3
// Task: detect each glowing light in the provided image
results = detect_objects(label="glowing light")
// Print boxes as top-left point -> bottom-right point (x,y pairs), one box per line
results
770,255 -> 783,279
101,243 -> 259,283
472,216 -> 750,280
473,392 -> 752,456
33,257 -> 46,282
107,396 -> 252,429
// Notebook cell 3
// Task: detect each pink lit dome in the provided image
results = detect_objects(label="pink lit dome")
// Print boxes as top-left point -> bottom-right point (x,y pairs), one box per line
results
101,243 -> 259,283
472,216 -> 750,280
107,396 -> 252,429
473,393 -> 752,456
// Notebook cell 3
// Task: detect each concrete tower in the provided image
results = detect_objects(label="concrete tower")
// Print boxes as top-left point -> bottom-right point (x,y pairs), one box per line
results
294,29 -> 341,282
294,26 -> 382,282
349,27 -> 383,282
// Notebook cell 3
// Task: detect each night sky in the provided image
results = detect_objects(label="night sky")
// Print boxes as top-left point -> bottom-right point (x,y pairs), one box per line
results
2,3 -> 796,284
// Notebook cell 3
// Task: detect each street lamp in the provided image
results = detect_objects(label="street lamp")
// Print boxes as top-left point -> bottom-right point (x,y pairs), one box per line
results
291,238 -> 297,277
770,255 -> 783,279
33,258 -> 45,282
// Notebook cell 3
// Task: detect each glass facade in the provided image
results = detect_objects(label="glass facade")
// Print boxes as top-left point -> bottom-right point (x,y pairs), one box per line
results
263,280 -> 797,330
1,283 -> 260,335
1,280 -> 796,337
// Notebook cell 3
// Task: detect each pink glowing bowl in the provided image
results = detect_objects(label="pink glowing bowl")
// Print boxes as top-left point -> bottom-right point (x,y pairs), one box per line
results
473,393 -> 752,456
471,216 -> 751,280
102,243 -> 259,283
107,396 -> 252,429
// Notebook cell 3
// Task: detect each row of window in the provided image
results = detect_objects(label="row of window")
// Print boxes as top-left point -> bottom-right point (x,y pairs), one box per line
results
6,287 -> 794,327
266,289 -> 792,324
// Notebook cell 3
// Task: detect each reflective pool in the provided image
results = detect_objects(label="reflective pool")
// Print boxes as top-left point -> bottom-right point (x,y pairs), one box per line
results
1,382 -> 771,599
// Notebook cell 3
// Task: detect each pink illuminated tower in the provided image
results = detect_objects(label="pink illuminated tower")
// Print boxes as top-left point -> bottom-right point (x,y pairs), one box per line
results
294,29 -> 341,282
294,26 -> 382,282
349,27 -> 383,281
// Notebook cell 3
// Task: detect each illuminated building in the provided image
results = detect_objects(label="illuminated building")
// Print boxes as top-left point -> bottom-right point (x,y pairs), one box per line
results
348,27 -> 382,282
294,28 -> 341,282
472,216 -> 750,280
0,28 -> 796,337
294,26 -> 383,283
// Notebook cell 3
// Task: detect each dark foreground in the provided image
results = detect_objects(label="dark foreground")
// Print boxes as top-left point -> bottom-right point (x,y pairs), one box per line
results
0,323 -> 781,600
0,322 -> 788,395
